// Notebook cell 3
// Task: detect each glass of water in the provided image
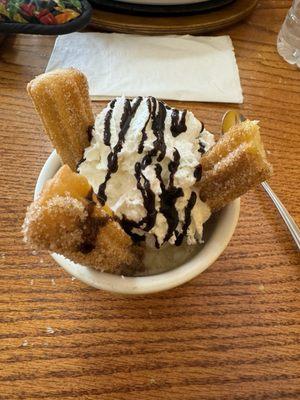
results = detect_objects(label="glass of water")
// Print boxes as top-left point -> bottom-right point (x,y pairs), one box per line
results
277,0 -> 300,67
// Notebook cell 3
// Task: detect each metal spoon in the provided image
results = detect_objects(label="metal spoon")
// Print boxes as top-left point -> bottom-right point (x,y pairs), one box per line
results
222,110 -> 300,251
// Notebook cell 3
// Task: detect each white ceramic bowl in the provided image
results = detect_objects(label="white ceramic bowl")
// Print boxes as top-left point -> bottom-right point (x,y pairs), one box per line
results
35,151 -> 240,295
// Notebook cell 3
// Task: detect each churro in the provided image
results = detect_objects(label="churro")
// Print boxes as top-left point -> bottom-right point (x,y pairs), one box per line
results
199,120 -> 272,211
27,68 -> 94,171
23,165 -> 142,274
25,68 -> 273,269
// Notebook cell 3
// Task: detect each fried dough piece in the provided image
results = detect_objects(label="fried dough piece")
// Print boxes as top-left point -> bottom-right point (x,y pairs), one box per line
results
27,68 -> 94,171
199,120 -> 272,211
23,166 -> 142,274
27,68 -> 272,218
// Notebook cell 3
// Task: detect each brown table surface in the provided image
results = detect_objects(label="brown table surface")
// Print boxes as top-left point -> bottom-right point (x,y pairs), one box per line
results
1,1 -> 300,399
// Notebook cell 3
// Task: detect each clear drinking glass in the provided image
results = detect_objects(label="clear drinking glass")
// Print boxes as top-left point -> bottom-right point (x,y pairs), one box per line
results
277,0 -> 300,67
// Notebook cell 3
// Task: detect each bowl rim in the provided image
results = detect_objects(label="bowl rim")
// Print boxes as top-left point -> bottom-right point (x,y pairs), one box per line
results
35,150 -> 240,295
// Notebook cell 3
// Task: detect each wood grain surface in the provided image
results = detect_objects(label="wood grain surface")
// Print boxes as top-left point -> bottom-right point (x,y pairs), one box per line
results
0,1 -> 299,398
90,0 -> 259,35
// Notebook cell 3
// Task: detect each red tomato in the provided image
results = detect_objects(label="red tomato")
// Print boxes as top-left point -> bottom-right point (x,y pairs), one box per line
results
37,10 -> 56,24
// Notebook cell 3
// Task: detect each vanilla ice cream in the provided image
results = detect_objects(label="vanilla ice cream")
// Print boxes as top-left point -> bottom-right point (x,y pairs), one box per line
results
78,96 -> 215,248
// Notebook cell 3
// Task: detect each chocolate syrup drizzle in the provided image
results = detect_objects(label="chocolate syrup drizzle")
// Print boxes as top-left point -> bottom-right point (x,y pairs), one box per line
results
87,125 -> 94,142
98,97 -> 143,204
198,122 -> 206,154
194,164 -> 202,182
135,161 -> 157,232
76,125 -> 95,170
170,109 -> 187,137
138,98 -> 151,154
175,191 -> 197,246
156,160 -> 183,245
79,188 -> 108,254
96,97 -> 204,247
103,99 -> 116,146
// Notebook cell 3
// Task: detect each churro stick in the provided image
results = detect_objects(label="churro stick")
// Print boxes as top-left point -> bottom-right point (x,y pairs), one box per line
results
23,165 -> 142,274
27,68 -> 94,171
199,120 -> 272,212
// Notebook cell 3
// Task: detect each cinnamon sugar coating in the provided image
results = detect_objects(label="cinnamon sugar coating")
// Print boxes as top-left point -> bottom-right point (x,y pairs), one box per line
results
23,166 -> 143,274
27,68 -> 94,171
199,120 -> 273,211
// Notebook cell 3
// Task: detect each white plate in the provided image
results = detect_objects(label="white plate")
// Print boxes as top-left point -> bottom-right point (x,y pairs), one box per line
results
35,151 -> 240,295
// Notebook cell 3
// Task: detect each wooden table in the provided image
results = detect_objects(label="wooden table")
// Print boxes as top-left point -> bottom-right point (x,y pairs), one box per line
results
0,1 -> 299,398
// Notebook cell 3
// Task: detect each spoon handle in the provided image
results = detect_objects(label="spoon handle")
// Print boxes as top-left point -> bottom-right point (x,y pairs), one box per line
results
261,181 -> 300,250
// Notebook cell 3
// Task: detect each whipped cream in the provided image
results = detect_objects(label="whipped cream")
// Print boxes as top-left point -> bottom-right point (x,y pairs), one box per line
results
79,96 -> 215,248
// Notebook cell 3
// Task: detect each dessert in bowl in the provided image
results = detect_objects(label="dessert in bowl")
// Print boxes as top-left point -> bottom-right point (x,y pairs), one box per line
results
23,68 -> 272,294
33,150 -> 240,293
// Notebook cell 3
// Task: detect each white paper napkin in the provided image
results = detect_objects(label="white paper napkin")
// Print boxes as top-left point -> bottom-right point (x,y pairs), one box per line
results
46,32 -> 243,103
